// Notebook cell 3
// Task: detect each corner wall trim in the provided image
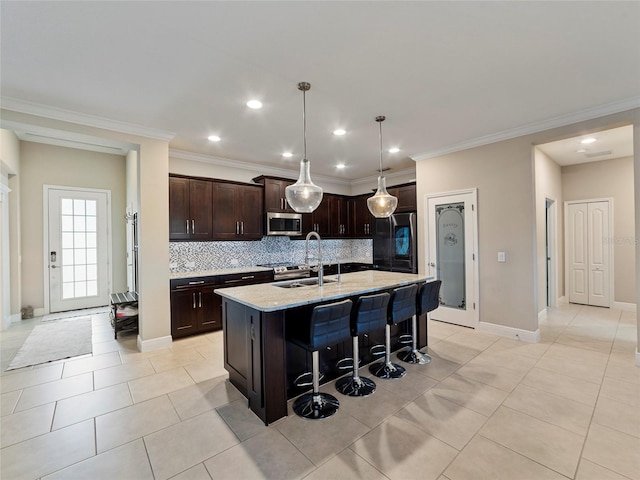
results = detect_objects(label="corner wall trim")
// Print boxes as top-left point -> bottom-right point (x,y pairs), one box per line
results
137,335 -> 172,353
636,351 -> 640,367
477,321 -> 540,343
613,301 -> 637,312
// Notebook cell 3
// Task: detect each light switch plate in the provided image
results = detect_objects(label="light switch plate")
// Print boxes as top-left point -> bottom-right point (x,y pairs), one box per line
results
498,252 -> 506,263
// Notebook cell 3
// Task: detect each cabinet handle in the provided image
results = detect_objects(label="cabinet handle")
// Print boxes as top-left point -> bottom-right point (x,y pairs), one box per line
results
188,281 -> 205,285
198,292 -> 202,308
241,275 -> 255,280
192,220 -> 195,234
192,292 -> 196,309
186,220 -> 190,234
236,221 -> 239,235
241,221 -> 244,235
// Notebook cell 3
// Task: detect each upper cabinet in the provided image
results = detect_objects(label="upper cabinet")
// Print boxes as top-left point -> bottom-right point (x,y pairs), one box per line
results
388,183 -> 417,212
252,176 -> 296,213
212,182 -> 263,240
328,195 -> 349,237
169,176 -> 213,241
349,194 -> 374,238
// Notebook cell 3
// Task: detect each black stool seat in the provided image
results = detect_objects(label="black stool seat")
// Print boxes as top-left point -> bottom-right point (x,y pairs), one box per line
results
290,299 -> 353,419
369,284 -> 418,379
336,292 -> 390,397
414,280 -> 442,358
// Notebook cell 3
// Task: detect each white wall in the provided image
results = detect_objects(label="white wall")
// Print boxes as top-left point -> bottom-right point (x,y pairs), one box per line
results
534,148 -> 563,313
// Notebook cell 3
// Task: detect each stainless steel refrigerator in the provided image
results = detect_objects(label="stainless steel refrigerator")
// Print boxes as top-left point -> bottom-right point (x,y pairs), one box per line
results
372,212 -> 417,273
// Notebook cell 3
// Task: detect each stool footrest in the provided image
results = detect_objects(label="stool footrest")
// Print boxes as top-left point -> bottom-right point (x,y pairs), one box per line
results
293,371 -> 324,388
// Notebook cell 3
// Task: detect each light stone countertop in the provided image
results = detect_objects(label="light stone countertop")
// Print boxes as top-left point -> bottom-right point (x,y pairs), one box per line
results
215,270 -> 427,312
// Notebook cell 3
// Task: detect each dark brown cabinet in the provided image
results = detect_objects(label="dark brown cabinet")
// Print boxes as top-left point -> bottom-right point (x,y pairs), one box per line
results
328,195 -> 349,237
388,183 -> 417,212
253,176 -> 295,213
212,181 -> 264,240
349,194 -> 374,238
303,195 -> 330,236
169,176 -> 213,241
171,271 -> 272,339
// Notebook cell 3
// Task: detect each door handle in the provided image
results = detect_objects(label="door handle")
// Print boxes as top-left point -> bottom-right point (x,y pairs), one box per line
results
236,221 -> 239,235
186,220 -> 190,234
429,262 -> 436,267
198,292 -> 202,308
50,265 -> 59,269
192,220 -> 195,234
241,221 -> 244,235
192,292 -> 196,309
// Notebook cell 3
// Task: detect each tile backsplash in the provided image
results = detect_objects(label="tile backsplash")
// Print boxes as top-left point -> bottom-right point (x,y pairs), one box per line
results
169,236 -> 372,272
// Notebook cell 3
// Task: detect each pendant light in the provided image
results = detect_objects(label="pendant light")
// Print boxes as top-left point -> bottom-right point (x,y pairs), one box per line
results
367,116 -> 398,218
285,82 -> 323,213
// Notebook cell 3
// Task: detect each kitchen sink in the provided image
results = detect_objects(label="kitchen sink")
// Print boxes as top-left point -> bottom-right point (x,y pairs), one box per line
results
274,277 -> 337,288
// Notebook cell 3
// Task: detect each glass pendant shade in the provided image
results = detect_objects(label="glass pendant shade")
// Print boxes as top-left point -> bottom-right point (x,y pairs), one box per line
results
367,175 -> 398,218
367,115 -> 398,218
286,158 -> 323,213
285,81 -> 323,213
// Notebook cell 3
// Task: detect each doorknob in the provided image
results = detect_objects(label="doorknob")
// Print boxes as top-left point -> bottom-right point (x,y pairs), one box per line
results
429,262 -> 436,267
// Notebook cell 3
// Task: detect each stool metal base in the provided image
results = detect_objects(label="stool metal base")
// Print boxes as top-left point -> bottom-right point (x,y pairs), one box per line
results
336,375 -> 376,397
398,348 -> 432,365
293,392 -> 340,420
369,361 -> 406,379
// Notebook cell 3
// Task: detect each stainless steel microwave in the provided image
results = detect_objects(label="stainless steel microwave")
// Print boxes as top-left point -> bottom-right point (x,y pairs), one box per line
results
266,212 -> 303,236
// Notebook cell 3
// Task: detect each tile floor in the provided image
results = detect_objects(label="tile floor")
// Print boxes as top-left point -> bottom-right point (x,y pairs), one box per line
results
1,303 -> 638,479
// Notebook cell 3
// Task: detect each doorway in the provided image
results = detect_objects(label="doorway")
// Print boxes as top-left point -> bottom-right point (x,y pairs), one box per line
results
425,189 -> 479,328
565,199 -> 612,307
44,186 -> 111,313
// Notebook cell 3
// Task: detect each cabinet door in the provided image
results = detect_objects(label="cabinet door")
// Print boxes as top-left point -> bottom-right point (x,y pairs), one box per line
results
310,197 -> 330,236
239,185 -> 264,239
350,194 -> 373,237
390,184 -> 416,212
264,179 -> 292,212
223,299 -> 249,395
169,177 -> 190,240
189,179 -> 213,240
170,289 -> 198,337
212,182 -> 240,240
328,195 -> 348,237
199,285 -> 222,331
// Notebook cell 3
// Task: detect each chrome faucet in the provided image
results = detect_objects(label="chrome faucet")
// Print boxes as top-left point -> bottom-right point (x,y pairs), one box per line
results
305,231 -> 323,286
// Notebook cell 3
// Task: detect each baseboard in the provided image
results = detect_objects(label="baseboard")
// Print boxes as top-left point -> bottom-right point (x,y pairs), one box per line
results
34,307 -> 46,317
613,301 -> 636,312
477,321 -> 540,343
137,334 -> 172,353
538,309 -> 546,319
558,296 -> 567,305
9,313 -> 21,323
636,350 -> 640,367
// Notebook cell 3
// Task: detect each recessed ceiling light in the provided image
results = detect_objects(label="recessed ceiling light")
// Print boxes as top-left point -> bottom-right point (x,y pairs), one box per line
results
333,129 -> 346,136
208,135 -> 221,142
580,137 -> 596,144
336,163 -> 346,169
282,152 -> 293,158
388,147 -> 400,153
576,149 -> 587,153
246,100 -> 263,109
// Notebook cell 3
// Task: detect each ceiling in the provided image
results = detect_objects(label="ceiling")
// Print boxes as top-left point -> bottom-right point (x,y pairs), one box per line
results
1,1 -> 639,181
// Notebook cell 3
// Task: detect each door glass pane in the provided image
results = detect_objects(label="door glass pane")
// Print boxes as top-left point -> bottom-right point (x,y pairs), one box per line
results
436,202 -> 466,310
58,196 -> 99,299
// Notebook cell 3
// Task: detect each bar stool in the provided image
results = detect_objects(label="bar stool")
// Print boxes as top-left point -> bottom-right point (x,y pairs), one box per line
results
369,284 -> 417,379
397,281 -> 434,365
336,292 -> 390,397
290,299 -> 353,419
416,280 -> 442,357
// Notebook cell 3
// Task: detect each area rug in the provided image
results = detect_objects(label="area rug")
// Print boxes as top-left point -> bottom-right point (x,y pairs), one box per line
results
6,317 -> 93,370
42,306 -> 109,322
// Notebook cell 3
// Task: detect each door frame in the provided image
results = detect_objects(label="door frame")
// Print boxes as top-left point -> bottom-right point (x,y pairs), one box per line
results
43,185 -> 113,315
423,188 -> 479,327
545,197 -> 558,308
564,197 -> 614,308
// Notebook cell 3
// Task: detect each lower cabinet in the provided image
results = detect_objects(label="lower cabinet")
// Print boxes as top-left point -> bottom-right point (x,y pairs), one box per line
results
170,270 -> 272,339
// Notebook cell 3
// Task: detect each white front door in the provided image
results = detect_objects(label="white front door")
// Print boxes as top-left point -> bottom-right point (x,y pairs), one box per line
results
425,190 -> 478,328
566,200 -> 611,307
47,187 -> 110,312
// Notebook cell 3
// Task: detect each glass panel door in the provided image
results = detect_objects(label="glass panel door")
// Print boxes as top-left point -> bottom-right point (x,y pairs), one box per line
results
436,202 -> 466,310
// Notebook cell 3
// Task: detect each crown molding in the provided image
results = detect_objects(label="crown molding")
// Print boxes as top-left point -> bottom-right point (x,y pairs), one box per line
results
349,168 -> 416,187
169,149 -> 353,187
1,97 -> 175,142
412,96 -> 640,162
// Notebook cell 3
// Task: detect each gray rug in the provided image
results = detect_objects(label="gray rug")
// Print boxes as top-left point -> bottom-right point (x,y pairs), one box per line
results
6,317 -> 93,370
42,306 -> 109,322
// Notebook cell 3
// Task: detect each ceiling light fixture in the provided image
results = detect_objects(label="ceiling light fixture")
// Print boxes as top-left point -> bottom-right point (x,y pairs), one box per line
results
336,163 -> 346,169
333,129 -> 346,136
246,100 -> 263,109
282,152 -> 293,158
285,82 -> 323,213
580,137 -> 596,144
388,147 -> 400,153
367,116 -> 398,218
208,135 -> 221,142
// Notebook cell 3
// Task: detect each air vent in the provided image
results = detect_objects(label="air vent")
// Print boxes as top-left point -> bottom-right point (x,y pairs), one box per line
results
584,150 -> 612,158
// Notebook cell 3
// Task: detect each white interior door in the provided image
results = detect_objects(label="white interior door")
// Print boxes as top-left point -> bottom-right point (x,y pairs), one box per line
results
426,190 -> 478,328
47,188 -> 110,312
567,200 -> 611,307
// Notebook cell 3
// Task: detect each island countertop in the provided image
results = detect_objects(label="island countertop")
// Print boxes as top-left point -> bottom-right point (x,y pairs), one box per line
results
215,270 -> 428,312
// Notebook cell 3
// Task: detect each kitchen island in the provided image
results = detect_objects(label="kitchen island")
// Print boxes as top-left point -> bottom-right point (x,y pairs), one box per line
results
215,270 -> 429,424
